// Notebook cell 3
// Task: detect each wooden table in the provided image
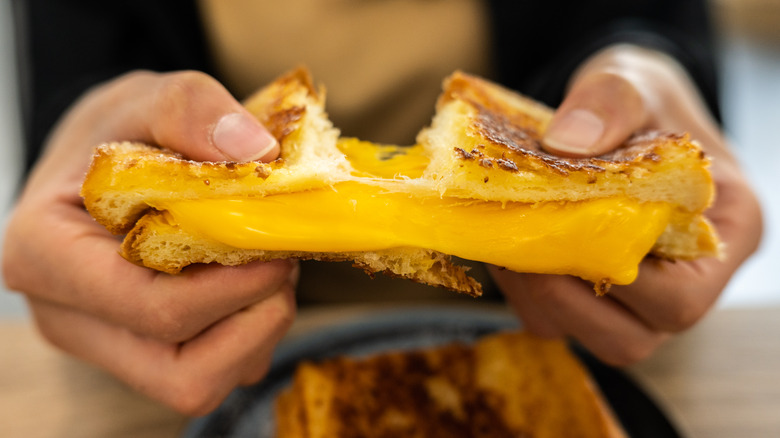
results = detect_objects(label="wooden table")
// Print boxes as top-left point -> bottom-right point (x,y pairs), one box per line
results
2,303 -> 779,438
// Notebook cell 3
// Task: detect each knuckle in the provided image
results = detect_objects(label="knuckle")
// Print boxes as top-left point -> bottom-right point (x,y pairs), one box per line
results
1,218 -> 29,293
29,310 -> 73,355
116,69 -> 159,86
161,70 -> 214,90
523,320 -> 564,339
278,292 -> 297,327
601,338 -> 658,367
164,375 -> 224,416
97,70 -> 160,104
33,318 -> 63,350
265,287 -> 297,332
152,71 -> 217,142
240,359 -> 273,387
136,300 -> 193,343
581,70 -> 645,115
156,71 -> 215,111
659,297 -> 709,332
528,275 -> 576,306
1,255 -> 22,293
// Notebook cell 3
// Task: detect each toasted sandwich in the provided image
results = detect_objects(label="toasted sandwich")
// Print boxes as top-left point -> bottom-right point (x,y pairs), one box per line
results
275,331 -> 626,438
80,68 -> 720,296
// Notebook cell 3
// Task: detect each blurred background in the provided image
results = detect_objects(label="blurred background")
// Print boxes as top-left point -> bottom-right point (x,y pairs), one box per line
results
0,0 -> 778,317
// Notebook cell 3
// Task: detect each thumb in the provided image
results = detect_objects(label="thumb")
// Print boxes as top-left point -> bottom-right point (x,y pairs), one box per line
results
132,71 -> 279,162
543,72 -> 648,157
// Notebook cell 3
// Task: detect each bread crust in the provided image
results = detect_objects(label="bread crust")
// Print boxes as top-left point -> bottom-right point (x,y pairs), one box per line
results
419,71 -> 715,211
80,68 -> 720,295
275,331 -> 627,437
121,211 -> 482,296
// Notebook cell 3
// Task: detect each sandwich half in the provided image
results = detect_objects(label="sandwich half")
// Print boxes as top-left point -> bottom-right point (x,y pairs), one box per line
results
81,68 -> 720,296
275,331 -> 627,438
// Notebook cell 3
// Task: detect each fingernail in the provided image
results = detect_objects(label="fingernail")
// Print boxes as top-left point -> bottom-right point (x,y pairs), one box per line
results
212,112 -> 278,161
544,109 -> 604,155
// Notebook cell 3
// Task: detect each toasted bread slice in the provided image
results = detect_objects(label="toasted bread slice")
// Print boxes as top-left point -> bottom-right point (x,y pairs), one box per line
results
121,210 -> 480,294
81,68 -> 482,295
422,73 -> 714,210
81,68 -> 720,296
81,68 -> 348,236
275,331 -> 626,438
418,72 -> 720,263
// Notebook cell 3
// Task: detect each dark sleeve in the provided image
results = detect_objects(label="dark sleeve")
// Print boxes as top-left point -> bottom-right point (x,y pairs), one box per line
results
13,0 -> 213,173
485,0 -> 721,122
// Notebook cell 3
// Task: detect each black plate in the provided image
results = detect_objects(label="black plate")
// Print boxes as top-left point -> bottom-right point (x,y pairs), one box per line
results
183,308 -> 682,438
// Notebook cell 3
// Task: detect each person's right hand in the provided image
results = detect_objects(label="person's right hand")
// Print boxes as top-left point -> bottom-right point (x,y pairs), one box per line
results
3,70 -> 297,416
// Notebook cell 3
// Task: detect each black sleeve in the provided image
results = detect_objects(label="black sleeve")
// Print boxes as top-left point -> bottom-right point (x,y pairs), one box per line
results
485,0 -> 721,122
13,0 -> 213,173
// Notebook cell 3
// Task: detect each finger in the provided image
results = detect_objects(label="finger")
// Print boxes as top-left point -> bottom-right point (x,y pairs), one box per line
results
58,70 -> 278,163
609,174 -> 763,332
127,71 -> 280,162
607,258 -> 723,333
488,267 -> 564,338
28,285 -> 295,416
23,71 -> 280,200
4,201 -> 296,343
543,71 -> 648,157
183,285 -> 297,388
514,273 -> 669,366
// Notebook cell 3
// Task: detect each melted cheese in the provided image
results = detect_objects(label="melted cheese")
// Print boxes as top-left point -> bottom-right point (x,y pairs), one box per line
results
156,183 -> 671,285
337,137 -> 428,179
151,139 -> 672,285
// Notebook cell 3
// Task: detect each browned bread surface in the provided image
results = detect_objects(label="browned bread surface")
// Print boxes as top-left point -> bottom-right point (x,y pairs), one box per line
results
274,331 -> 626,438
420,72 -> 715,212
122,210 -> 482,295
80,68 -> 720,295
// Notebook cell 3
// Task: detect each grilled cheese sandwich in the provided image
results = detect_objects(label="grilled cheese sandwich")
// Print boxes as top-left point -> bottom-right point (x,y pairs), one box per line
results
81,68 -> 720,296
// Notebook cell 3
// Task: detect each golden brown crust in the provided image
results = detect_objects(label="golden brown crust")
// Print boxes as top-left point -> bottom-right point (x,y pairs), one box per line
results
442,70 -> 711,181
120,211 -> 482,296
81,142 -> 294,235
81,68 -> 719,295
243,66 -> 319,142
441,70 -> 551,140
275,331 -> 626,437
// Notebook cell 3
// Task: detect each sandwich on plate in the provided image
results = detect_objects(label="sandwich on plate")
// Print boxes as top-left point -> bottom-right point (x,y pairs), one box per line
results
81,68 -> 720,296
275,331 -> 627,437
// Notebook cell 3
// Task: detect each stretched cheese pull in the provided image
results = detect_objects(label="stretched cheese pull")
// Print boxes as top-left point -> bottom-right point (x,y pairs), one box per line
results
155,189 -> 672,287
81,68 -> 720,296
151,139 -> 673,287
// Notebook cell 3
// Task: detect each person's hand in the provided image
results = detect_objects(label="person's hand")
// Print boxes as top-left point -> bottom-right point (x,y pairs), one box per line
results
491,44 -> 762,366
2,70 -> 297,415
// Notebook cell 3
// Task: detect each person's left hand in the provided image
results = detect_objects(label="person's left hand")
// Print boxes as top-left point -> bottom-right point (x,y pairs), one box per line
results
491,44 -> 762,365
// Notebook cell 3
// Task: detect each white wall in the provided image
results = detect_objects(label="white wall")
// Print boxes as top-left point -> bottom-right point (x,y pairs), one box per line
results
0,0 -> 27,317
717,35 -> 780,307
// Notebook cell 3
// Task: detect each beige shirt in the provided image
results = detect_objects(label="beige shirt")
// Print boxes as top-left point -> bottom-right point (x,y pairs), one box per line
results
198,0 -> 492,145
